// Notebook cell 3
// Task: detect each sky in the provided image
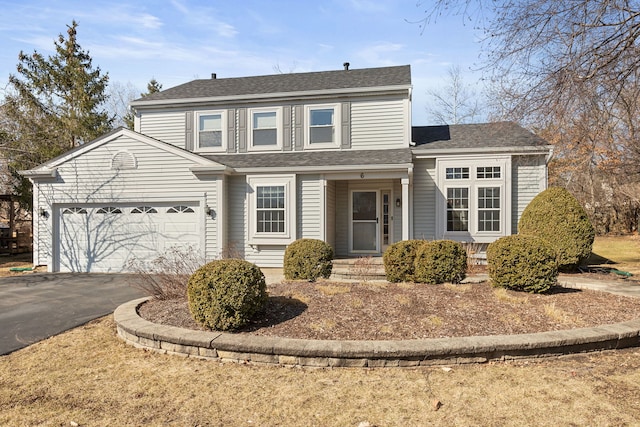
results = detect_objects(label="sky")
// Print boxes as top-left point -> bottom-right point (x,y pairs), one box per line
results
0,0 -> 486,124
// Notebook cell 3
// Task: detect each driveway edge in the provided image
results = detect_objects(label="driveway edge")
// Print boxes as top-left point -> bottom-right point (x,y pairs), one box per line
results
114,297 -> 640,367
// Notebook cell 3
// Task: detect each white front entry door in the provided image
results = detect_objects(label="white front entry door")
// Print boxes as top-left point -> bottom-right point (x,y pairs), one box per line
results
351,190 -> 379,253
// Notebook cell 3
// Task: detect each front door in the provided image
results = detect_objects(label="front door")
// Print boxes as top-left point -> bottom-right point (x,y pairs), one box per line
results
351,190 -> 378,253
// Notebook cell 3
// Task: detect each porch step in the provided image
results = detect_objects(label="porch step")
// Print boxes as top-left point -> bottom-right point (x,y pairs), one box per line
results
331,257 -> 387,281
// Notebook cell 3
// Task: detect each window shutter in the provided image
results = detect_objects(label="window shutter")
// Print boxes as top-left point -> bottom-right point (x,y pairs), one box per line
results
185,110 -> 194,151
227,108 -> 236,153
238,108 -> 247,153
294,104 -> 304,151
283,105 -> 292,151
341,102 -> 351,149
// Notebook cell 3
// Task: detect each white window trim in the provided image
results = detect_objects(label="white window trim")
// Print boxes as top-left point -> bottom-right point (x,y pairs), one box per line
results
247,174 -> 296,245
195,110 -> 227,153
304,103 -> 341,150
436,157 -> 511,243
248,107 -> 283,152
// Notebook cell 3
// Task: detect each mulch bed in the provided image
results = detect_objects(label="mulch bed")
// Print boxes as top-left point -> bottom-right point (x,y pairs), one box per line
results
138,276 -> 640,341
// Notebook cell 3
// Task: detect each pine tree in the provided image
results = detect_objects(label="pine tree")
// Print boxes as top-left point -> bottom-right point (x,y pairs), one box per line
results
1,20 -> 112,208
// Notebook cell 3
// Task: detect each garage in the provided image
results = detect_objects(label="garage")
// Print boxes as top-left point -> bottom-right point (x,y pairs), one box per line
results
55,203 -> 202,273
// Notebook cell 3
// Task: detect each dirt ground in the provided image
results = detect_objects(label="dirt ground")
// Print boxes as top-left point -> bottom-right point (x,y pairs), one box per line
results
140,276 -> 640,340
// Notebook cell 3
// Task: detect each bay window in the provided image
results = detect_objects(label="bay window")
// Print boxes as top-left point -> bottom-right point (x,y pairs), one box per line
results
438,158 -> 510,241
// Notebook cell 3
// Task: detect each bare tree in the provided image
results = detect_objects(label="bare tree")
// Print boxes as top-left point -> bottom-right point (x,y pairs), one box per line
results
105,81 -> 139,129
421,0 -> 640,232
426,65 -> 481,124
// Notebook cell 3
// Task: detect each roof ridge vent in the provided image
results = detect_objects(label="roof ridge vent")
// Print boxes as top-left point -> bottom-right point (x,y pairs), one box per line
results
343,62 -> 350,71
211,73 -> 217,79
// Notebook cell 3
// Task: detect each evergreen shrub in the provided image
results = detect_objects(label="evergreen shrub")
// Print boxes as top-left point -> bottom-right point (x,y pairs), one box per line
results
518,186 -> 595,271
187,259 -> 267,331
413,240 -> 467,284
382,240 -> 426,282
283,239 -> 334,281
487,234 -> 558,293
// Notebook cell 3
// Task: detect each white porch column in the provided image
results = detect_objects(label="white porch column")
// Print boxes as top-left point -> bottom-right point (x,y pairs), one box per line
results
402,177 -> 410,240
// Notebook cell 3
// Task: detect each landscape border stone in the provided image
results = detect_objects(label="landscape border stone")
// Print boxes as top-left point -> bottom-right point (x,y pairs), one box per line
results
114,296 -> 640,368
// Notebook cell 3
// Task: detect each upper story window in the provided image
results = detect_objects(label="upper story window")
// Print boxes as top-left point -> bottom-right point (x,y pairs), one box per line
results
195,110 -> 227,152
249,108 -> 282,151
305,104 -> 341,149
446,167 -> 469,180
477,166 -> 501,179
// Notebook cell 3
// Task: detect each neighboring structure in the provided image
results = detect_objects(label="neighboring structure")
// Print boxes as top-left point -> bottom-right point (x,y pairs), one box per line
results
22,65 -> 551,272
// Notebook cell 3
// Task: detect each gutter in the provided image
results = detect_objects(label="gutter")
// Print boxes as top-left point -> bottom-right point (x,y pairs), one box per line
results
130,85 -> 412,109
18,168 -> 57,180
412,145 -> 554,158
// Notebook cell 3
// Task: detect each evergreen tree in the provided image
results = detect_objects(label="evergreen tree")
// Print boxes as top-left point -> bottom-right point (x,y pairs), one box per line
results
1,20 -> 112,208
123,78 -> 162,130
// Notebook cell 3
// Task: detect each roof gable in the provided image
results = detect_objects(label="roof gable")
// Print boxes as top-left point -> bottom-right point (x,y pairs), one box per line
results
26,128 -> 225,173
132,65 -> 411,104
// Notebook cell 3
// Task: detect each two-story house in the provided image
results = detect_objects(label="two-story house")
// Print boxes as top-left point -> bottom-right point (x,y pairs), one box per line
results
22,64 -> 551,272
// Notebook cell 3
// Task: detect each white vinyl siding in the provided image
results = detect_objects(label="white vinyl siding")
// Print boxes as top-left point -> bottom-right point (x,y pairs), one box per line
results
34,133 -> 219,269
297,175 -> 322,239
138,110 -> 186,148
412,158 -> 437,240
512,155 -> 547,232
326,180 -> 336,250
350,99 -> 406,149
334,181 -> 349,257
227,174 -> 290,267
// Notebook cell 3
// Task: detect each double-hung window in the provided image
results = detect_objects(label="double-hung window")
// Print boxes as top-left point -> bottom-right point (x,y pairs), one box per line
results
195,110 -> 226,152
447,187 -> 469,231
305,104 -> 340,148
256,186 -> 285,233
247,175 -> 296,244
249,108 -> 281,150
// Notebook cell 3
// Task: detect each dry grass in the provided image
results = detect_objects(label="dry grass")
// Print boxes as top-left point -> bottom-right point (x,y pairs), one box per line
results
0,253 -> 33,277
494,287 -> 529,304
1,316 -> 640,426
315,284 -> 350,296
590,235 -> 640,274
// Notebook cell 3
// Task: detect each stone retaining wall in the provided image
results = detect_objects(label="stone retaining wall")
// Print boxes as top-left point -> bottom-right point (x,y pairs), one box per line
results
114,297 -> 640,368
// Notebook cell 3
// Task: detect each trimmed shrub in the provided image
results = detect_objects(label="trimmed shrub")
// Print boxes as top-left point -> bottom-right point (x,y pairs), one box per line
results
487,235 -> 558,293
413,240 -> 467,284
518,186 -> 595,271
187,259 -> 267,331
383,240 -> 426,282
283,238 -> 334,281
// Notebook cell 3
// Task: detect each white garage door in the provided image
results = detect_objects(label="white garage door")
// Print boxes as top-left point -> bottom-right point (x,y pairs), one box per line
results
55,203 -> 201,273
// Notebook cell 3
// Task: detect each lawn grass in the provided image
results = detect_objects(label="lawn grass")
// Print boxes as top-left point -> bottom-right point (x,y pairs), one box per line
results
1,236 -> 640,425
0,252 -> 32,277
590,234 -> 640,275
1,316 -> 640,426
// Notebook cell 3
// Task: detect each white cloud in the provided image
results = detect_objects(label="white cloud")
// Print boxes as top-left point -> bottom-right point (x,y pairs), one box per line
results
355,42 -> 405,66
136,14 -> 163,29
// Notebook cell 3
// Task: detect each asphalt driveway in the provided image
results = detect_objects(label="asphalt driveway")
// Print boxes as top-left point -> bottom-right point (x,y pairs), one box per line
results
0,273 -> 147,355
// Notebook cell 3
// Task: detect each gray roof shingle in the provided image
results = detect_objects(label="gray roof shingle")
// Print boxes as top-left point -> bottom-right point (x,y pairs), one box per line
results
133,65 -> 411,103
205,148 -> 413,169
411,122 -> 550,151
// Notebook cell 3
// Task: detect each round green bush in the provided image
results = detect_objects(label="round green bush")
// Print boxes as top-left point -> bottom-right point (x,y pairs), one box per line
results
487,235 -> 558,293
518,186 -> 595,271
413,240 -> 467,284
283,239 -> 334,281
187,259 -> 267,331
383,240 -> 427,282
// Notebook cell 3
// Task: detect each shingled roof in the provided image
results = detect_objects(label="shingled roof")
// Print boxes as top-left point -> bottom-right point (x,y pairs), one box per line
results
133,65 -> 411,103
205,148 -> 413,170
411,122 -> 550,151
